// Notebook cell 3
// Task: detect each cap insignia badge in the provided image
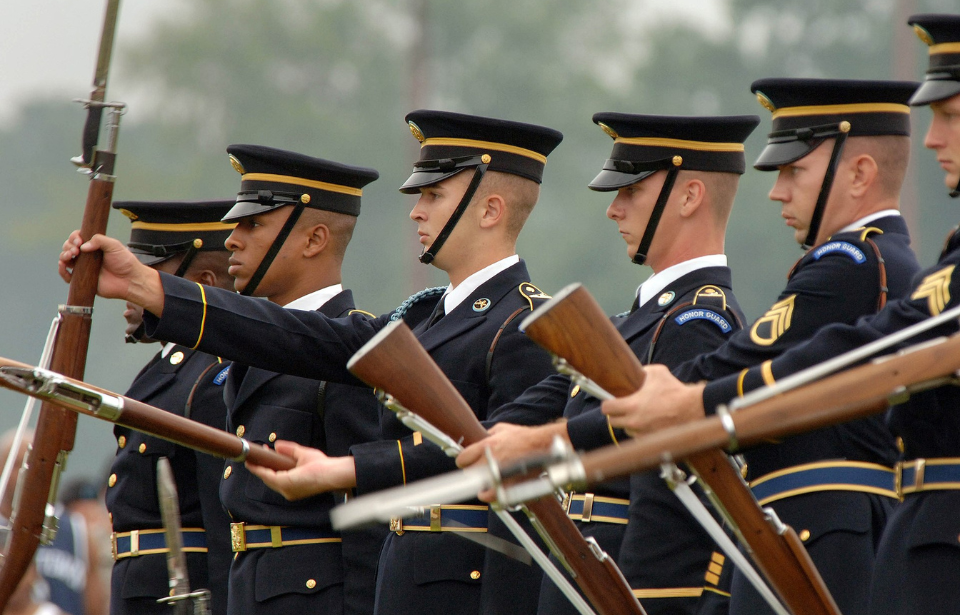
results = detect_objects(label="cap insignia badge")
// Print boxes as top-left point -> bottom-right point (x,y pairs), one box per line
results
755,91 -> 776,113
408,121 -> 425,143
598,122 -> 619,139
118,209 -> 138,221
913,24 -> 934,46
229,154 -> 245,175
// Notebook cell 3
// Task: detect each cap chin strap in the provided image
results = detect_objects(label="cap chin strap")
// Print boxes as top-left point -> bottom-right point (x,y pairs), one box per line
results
419,161 -> 489,265
240,204 -> 306,297
125,239 -> 203,344
632,163 -> 682,266
799,125 -> 850,250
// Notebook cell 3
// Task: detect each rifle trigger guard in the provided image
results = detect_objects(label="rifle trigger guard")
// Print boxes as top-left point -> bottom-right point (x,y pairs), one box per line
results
58,305 -> 94,316
716,404 -> 739,452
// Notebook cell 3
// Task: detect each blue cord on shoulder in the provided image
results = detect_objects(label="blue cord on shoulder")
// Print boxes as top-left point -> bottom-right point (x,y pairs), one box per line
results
390,286 -> 447,322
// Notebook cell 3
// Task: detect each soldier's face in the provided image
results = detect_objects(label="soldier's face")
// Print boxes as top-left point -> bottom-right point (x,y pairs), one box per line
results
224,208 -> 294,296
769,141 -> 834,245
925,93 -> 960,191
410,169 -> 474,263
607,171 -> 670,264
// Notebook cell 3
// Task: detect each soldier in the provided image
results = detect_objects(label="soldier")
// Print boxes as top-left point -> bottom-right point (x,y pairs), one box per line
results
106,200 -> 236,615
59,110 -> 563,615
214,145 -> 383,615
603,80 -> 923,615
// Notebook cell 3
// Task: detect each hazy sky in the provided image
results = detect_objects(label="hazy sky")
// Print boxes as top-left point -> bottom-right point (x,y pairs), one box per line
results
0,0 -> 184,126
1,0 -> 728,128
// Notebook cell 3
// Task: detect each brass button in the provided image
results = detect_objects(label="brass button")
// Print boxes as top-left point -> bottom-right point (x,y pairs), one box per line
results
740,463 -> 749,479
108,474 -> 117,487
118,436 -> 126,449
470,570 -> 481,580
236,425 -> 245,437
138,443 -> 146,454
896,437 -> 905,453
570,385 -> 580,398
223,466 -> 232,479
799,529 -> 811,541
268,432 -> 277,443
306,579 -> 317,589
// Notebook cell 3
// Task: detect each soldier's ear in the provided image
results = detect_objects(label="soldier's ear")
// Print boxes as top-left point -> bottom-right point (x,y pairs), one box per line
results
678,178 -> 706,218
849,154 -> 878,198
477,193 -> 506,229
303,223 -> 331,257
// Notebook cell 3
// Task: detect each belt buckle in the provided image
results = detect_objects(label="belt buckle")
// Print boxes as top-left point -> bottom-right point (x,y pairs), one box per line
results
581,493 -> 595,523
110,531 -> 117,561
389,517 -> 404,535
230,522 -> 247,552
429,506 -> 442,532
560,491 -> 572,513
895,461 -> 903,500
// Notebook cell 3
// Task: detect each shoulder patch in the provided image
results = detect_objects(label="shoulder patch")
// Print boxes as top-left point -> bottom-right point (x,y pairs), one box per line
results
750,295 -> 796,346
692,285 -> 728,311
212,365 -> 230,386
911,265 -> 955,316
673,308 -> 733,333
810,241 -> 866,264
390,286 -> 447,322
518,283 -> 551,311
349,308 -> 376,318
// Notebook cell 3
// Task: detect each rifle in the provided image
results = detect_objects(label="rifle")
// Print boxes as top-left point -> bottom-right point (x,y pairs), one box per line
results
0,357 -> 294,472
0,0 -> 125,604
346,321 -> 646,615
519,283 -> 840,615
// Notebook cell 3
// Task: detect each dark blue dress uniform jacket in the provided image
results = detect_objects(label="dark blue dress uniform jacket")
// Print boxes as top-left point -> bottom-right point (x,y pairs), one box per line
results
704,227 -> 960,615
677,215 -> 920,615
491,266 -> 745,615
106,345 -> 233,615
218,289 -> 384,615
144,260 -> 555,615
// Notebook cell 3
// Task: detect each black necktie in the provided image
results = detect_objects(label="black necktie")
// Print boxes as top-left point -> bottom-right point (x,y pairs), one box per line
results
426,299 -> 446,328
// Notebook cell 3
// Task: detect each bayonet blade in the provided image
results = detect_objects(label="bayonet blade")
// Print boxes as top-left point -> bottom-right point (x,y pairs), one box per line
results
91,0 -> 122,97
156,457 -> 190,612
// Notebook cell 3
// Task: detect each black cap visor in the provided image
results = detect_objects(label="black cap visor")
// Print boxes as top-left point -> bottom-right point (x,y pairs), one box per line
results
910,78 -> 960,106
131,250 -> 178,267
754,138 -> 827,171
588,167 -> 658,192
223,200 -> 287,222
399,167 -> 470,194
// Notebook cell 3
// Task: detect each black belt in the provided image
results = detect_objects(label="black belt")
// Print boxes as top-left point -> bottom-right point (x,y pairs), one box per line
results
230,523 -> 341,552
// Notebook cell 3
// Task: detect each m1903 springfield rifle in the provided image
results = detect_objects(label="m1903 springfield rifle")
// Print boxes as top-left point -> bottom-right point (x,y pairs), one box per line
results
345,320 -> 646,615
0,357 -> 296,473
518,283 -> 840,615
0,0 -> 125,604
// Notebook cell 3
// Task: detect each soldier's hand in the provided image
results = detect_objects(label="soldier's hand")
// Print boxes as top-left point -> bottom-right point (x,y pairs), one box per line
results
246,440 -> 357,500
602,365 -> 707,436
59,232 -> 165,314
456,422 -> 566,469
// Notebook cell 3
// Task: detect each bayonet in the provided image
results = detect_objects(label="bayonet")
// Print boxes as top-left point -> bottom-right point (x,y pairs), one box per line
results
155,458 -> 210,615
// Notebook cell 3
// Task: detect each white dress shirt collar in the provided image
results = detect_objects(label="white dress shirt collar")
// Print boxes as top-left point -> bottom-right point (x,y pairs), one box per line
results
637,254 -> 728,308
837,210 -> 900,234
283,284 -> 344,311
443,255 -> 520,313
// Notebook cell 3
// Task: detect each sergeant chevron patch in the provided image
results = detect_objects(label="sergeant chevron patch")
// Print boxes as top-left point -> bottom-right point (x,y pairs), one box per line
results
749,295 -> 796,346
911,265 -> 955,316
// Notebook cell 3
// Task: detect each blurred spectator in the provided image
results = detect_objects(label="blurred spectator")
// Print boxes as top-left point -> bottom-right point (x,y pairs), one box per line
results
3,561 -> 66,615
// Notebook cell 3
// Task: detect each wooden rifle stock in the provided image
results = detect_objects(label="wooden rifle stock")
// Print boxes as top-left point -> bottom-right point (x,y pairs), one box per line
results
347,320 -> 646,615
521,283 -> 841,615
0,357 -> 294,472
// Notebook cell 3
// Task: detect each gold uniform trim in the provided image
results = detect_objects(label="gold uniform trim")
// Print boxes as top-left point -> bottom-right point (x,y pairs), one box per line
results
130,221 -> 237,232
930,42 -> 960,55
736,369 -> 748,397
241,172 -> 363,197
192,282 -> 208,350
633,587 -> 705,599
614,136 -> 744,153
397,440 -> 407,485
771,102 -> 910,119
606,416 -> 620,447
760,360 -> 776,386
420,138 -> 547,164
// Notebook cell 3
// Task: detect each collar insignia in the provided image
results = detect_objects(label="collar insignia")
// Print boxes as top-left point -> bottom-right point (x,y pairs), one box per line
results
473,298 -> 491,312
169,351 -> 185,365
657,291 -> 675,307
